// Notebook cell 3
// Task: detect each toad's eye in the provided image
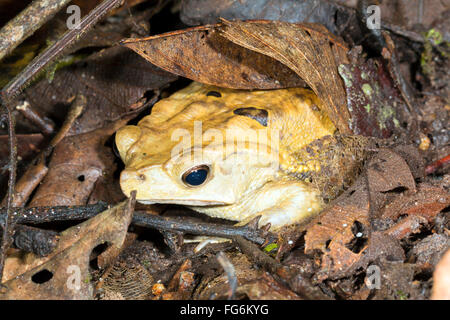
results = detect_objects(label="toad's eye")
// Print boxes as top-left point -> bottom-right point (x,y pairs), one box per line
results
182,165 -> 210,187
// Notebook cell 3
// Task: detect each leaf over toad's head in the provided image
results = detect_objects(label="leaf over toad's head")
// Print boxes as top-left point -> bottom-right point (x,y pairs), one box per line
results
219,19 -> 351,134
121,20 -> 352,134
121,24 -> 307,90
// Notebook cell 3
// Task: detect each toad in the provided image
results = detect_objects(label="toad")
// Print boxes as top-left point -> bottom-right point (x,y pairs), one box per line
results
116,82 -> 361,230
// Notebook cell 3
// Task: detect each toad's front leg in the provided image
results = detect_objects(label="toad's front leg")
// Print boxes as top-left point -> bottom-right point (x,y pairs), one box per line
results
194,179 -> 324,232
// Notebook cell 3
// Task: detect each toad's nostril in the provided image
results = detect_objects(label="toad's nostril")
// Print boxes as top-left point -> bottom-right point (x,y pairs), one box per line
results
138,174 -> 146,181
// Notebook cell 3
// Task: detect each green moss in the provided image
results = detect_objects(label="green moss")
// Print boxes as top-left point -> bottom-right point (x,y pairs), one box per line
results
84,275 -> 92,284
362,84 -> 373,98
45,54 -> 86,83
360,72 -> 369,80
377,105 -> 396,130
263,243 -> 278,254
425,28 -> 443,46
421,28 -> 450,77
396,290 -> 408,300
338,64 -> 353,88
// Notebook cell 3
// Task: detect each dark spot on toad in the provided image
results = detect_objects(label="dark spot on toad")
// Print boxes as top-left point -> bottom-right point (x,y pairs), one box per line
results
233,107 -> 268,127
206,91 -> 222,98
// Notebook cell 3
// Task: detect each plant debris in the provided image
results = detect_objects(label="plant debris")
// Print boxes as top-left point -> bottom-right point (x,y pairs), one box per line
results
0,0 -> 448,301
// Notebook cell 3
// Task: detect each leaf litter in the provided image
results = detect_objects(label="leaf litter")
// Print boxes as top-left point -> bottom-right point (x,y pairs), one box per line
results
0,0 -> 449,300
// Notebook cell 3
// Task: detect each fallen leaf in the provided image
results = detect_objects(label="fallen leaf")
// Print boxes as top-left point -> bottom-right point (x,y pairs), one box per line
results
28,119 -> 128,207
381,184 -> 450,222
122,24 -> 307,90
0,197 -> 135,299
366,148 -> 417,217
385,215 -> 428,240
97,259 -> 154,300
304,146 -> 420,280
411,234 -> 449,267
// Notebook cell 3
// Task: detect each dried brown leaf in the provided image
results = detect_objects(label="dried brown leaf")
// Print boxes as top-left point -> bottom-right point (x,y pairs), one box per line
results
121,24 -> 306,90
97,259 -> 154,300
28,119 -> 128,207
0,197 -> 135,299
304,147 -> 420,280
382,184 -> 450,222
366,148 -> 417,218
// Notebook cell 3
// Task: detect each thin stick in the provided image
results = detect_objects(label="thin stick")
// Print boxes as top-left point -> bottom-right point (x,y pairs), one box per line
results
0,104 -> 17,280
0,0 -> 72,61
233,235 -> 282,274
0,205 -> 275,246
0,203 -> 109,225
49,94 -> 86,147
132,212 -> 275,245
16,100 -> 55,136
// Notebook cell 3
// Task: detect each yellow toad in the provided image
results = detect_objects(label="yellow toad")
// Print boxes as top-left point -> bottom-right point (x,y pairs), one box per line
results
116,82 -> 342,230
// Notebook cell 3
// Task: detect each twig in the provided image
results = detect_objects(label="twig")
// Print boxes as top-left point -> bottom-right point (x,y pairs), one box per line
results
47,94 -> 85,147
16,100 -> 55,136
216,252 -> 237,300
0,0 -> 72,61
233,235 -> 282,274
0,204 -> 276,246
1,161 -> 48,208
132,212 -> 275,245
381,22 -> 424,43
0,103 -> 16,283
0,203 -> 109,225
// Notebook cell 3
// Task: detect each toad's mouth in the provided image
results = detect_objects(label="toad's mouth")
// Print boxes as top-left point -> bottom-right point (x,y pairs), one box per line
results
138,199 -> 229,206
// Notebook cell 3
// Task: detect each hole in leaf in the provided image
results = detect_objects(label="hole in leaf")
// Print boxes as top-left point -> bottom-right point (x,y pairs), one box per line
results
31,269 -> 53,284
345,221 -> 368,253
329,41 -> 335,50
325,239 -> 331,251
89,242 -> 110,270
413,269 -> 432,282
381,186 -> 408,194
77,175 -> 85,182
